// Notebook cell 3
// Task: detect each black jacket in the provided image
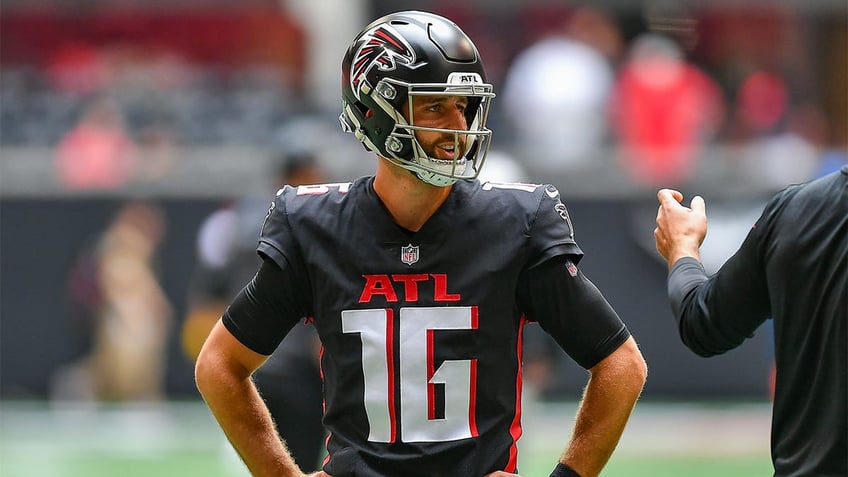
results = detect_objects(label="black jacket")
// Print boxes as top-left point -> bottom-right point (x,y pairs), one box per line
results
668,166 -> 847,477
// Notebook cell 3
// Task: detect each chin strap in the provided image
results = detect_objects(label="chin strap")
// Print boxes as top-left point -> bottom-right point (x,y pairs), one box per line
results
415,169 -> 458,187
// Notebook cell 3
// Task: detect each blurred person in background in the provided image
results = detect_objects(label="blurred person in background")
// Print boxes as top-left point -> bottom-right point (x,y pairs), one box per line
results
54,96 -> 138,190
609,33 -> 723,188
134,114 -> 182,183
691,5 -> 838,191
53,200 -> 172,401
654,166 -> 847,477
194,10 -> 646,477
730,70 -> 824,189
501,5 -> 623,173
182,145 -> 326,471
474,149 -> 529,184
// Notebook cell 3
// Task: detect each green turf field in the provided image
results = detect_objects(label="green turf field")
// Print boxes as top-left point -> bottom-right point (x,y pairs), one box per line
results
0,400 -> 773,477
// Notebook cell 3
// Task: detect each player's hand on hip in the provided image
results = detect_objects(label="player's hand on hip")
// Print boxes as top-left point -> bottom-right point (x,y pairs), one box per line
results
485,472 -> 521,477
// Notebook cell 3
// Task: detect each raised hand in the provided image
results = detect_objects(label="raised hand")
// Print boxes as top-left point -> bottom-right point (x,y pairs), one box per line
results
654,188 -> 707,268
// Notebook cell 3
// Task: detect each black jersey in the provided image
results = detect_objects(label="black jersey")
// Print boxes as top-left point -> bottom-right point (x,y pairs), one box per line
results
668,166 -> 848,477
225,177 -> 628,477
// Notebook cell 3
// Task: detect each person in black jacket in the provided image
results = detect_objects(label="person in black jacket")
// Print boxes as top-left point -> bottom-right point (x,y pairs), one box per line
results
654,165 -> 847,477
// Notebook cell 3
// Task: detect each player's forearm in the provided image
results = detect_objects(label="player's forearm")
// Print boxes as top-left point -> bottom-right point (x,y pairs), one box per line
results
669,256 -> 765,357
560,337 -> 646,477
196,356 -> 301,476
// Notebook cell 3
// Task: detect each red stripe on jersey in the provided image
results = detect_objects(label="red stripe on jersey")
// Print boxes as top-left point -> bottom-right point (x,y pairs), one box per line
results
506,317 -> 526,472
322,432 -> 332,466
386,308 -> 397,443
469,306 -> 480,436
319,345 -> 326,413
319,346 -> 331,467
469,358 -> 479,437
427,328 -> 436,420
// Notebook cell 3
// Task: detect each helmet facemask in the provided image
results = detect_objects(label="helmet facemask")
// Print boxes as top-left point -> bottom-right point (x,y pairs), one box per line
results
374,76 -> 494,186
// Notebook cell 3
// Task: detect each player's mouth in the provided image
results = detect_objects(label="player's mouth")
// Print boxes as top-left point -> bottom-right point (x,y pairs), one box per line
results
433,139 -> 467,160
437,144 -> 457,160
422,142 -> 468,175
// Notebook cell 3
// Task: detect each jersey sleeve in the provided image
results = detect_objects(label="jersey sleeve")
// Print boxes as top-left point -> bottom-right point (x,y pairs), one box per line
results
222,258 -> 308,355
517,255 -> 630,369
527,185 -> 583,268
257,187 -> 299,270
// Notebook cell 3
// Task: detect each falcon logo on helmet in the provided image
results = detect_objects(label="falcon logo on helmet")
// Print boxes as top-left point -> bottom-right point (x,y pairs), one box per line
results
350,25 -> 423,98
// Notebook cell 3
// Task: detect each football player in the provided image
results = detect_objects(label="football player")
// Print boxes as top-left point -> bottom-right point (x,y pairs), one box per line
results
195,10 -> 647,477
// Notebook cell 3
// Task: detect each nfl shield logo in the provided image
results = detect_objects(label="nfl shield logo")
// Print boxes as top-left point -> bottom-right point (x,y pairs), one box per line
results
401,244 -> 419,265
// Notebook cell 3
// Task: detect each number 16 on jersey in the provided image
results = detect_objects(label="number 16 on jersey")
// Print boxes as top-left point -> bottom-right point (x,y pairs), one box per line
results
342,306 -> 479,443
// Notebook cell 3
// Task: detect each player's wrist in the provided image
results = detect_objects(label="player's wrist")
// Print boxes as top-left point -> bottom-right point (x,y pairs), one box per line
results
549,462 -> 581,477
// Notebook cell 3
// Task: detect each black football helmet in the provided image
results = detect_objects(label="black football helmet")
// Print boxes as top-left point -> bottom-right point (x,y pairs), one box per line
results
340,11 -> 495,186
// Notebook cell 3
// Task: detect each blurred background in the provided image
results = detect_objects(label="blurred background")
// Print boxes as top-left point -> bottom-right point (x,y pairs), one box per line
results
0,0 -> 845,476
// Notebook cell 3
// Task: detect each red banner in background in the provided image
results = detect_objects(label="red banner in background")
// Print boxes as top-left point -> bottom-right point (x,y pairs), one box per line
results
1,6 -> 306,84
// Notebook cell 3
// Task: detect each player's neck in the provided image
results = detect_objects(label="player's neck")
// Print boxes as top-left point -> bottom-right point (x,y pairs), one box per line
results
373,159 -> 452,232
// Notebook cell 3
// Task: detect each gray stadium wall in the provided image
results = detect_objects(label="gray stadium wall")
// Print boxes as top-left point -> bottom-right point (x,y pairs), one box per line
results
0,197 -> 773,401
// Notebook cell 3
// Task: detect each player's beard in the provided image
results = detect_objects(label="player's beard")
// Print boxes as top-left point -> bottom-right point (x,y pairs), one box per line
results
405,130 -> 472,185
417,132 -> 468,163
